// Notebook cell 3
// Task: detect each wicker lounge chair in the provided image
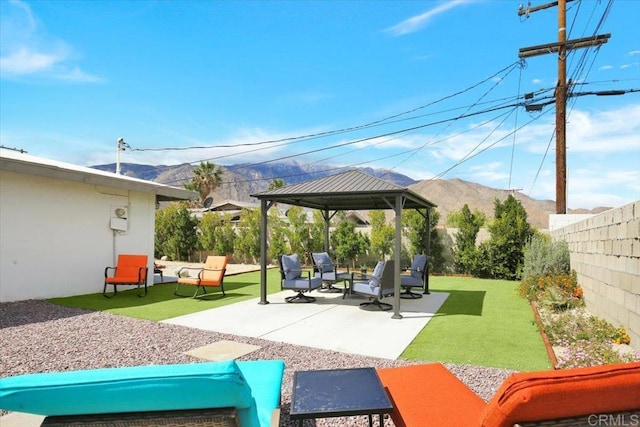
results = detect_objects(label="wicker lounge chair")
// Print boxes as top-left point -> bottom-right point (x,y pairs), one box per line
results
377,361 -> 640,427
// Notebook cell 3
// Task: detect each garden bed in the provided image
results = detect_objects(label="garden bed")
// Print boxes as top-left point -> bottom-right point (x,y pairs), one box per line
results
532,303 -> 638,369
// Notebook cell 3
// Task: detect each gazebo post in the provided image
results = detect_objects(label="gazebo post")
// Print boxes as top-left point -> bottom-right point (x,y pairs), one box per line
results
323,209 -> 330,252
424,207 -> 431,294
258,199 -> 272,305
392,194 -> 403,320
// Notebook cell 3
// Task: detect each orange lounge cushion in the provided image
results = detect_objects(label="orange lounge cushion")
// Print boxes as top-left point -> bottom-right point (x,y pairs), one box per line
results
177,277 -> 222,287
377,363 -> 486,427
480,361 -> 640,426
105,277 -> 144,284
177,256 -> 228,287
108,254 -> 148,282
201,256 -> 228,284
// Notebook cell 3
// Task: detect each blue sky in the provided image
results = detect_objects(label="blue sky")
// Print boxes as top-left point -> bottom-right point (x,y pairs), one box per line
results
1,0 -> 638,209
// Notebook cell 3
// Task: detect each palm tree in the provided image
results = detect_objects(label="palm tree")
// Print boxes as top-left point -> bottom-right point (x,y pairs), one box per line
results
183,161 -> 223,207
268,178 -> 285,190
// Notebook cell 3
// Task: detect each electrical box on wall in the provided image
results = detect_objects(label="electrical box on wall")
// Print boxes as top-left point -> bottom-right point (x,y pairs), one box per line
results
110,205 -> 128,231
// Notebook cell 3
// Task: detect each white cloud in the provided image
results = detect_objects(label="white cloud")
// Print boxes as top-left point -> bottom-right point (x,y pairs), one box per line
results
565,105 -> 640,153
628,50 -> 640,56
385,0 -> 469,36
467,161 -> 509,182
532,78 -> 543,85
598,65 -> 613,71
566,167 -> 640,209
0,47 -> 60,74
0,0 -> 101,82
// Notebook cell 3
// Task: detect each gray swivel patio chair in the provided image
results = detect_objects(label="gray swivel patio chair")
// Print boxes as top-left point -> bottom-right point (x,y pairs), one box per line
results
400,254 -> 428,299
311,252 -> 352,296
350,260 -> 395,311
278,254 -> 323,303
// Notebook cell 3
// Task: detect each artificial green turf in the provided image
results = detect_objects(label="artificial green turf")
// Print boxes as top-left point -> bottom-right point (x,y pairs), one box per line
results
48,270 -> 551,371
401,276 -> 551,371
48,269 -> 283,321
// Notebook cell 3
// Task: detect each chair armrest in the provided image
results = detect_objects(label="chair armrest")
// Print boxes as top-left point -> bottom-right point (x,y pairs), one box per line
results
138,267 -> 148,282
176,266 -> 203,277
334,263 -> 350,273
104,266 -> 116,278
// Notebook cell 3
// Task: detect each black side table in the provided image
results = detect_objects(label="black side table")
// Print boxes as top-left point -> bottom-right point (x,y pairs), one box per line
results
290,367 -> 393,426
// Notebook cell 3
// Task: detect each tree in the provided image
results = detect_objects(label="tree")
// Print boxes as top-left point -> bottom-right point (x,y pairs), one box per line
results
212,214 -> 237,256
370,211 -> 394,259
183,161 -> 223,207
330,216 -> 369,269
198,212 -> 236,256
402,209 -> 446,273
268,178 -> 285,190
154,203 -> 198,261
473,195 -> 535,280
235,208 -> 261,263
285,206 -> 309,258
198,212 -> 219,253
307,210 -> 326,254
268,208 -> 288,262
447,204 -> 486,274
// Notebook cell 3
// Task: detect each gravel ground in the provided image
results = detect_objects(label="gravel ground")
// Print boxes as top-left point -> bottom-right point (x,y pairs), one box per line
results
0,300 -> 514,426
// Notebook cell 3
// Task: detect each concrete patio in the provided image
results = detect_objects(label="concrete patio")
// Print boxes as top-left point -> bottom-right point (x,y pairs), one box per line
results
163,288 -> 449,360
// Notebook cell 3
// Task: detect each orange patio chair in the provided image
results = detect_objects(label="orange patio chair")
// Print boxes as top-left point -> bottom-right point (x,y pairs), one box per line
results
174,255 -> 228,299
103,254 -> 149,298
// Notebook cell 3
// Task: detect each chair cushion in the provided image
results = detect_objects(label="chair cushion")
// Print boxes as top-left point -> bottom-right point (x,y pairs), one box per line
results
0,361 -> 253,417
377,363 -> 486,427
410,254 -> 427,280
352,281 -> 378,296
312,252 -> 334,273
201,255 -> 228,286
400,275 -> 422,287
281,254 -> 301,280
110,254 -> 148,282
369,261 -> 385,287
480,361 -> 640,426
237,360 -> 285,427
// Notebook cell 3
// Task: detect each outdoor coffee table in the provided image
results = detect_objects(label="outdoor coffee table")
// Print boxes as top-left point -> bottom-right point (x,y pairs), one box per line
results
290,367 -> 393,426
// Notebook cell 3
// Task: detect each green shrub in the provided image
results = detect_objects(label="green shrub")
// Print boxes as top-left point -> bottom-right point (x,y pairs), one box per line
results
521,234 -> 570,279
519,235 -> 572,301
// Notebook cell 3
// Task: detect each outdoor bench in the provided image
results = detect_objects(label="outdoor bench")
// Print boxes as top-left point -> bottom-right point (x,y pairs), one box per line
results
0,359 -> 285,427
377,361 -> 640,427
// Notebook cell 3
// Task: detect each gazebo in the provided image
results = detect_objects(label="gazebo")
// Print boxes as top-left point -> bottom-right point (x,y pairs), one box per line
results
250,170 -> 437,319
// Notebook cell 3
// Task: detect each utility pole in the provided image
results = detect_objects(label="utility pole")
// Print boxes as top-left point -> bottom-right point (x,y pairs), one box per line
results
518,0 -> 610,214
556,0 -> 567,215
116,137 -> 126,175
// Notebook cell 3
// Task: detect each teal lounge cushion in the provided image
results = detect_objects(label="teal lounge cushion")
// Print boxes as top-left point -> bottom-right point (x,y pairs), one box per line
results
0,361 -> 252,417
237,360 -> 285,427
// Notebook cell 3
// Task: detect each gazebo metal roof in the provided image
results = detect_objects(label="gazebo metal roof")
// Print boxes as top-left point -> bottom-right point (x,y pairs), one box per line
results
252,169 -> 437,211
251,170 -> 437,320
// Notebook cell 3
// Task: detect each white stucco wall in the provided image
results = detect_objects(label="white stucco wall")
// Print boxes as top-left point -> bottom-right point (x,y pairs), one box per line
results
0,170 -> 156,302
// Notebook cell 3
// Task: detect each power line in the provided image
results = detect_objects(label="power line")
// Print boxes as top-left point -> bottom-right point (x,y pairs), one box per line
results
128,62 -> 523,154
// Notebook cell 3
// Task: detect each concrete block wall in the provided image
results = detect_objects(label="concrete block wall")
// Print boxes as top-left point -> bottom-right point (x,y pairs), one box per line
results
551,201 -> 640,350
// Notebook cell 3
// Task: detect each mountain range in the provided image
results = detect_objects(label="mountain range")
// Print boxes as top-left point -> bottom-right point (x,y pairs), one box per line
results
92,162 -> 611,230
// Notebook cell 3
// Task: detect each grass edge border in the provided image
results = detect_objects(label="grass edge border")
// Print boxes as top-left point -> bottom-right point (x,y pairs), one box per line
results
530,302 -> 559,369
